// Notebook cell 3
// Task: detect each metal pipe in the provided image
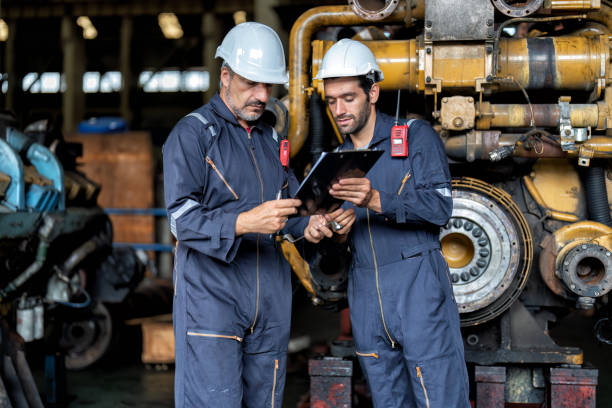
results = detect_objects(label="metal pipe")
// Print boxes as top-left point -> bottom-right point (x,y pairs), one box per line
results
551,0 -> 601,10
498,35 -> 608,91
288,5 -> 411,157
477,103 -> 601,129
445,132 -> 612,161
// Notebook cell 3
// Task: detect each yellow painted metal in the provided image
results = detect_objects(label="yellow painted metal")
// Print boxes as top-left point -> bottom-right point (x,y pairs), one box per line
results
441,232 -> 475,268
498,35 -> 608,91
477,103 -> 601,129
432,44 -> 487,89
288,5 -> 408,157
312,39 -> 417,92
552,221 -> 612,279
523,172 -> 581,222
279,240 -> 315,296
551,0 -> 600,10
530,159 -> 586,217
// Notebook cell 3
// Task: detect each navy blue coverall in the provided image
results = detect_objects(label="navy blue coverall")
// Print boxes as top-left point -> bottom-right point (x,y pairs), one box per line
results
338,111 -> 470,407
163,94 -> 304,407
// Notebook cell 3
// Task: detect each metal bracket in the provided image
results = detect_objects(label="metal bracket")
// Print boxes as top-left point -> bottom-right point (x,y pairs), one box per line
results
559,97 -> 591,152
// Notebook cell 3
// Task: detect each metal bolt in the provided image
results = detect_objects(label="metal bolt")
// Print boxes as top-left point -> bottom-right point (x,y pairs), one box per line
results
425,20 -> 432,28
486,46 -> 492,54
461,272 -> 470,281
486,19 -> 493,27
582,244 -> 587,249
571,284 -> 576,289
451,273 -> 459,283
477,259 -> 487,268
453,117 -> 464,128
426,47 -> 432,54
472,228 -> 482,238
453,219 -> 463,228
479,248 -> 490,257
470,267 -> 479,277
565,129 -> 572,136
467,97 -> 474,103
478,238 -> 488,247
426,76 -> 431,83
463,221 -> 473,231
442,97 -> 448,103
486,75 -> 493,82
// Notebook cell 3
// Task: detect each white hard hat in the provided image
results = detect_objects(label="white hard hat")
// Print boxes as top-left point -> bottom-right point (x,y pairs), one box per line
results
215,22 -> 288,85
314,38 -> 383,82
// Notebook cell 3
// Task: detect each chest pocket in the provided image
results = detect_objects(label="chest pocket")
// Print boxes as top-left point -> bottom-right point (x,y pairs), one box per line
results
184,112 -> 240,203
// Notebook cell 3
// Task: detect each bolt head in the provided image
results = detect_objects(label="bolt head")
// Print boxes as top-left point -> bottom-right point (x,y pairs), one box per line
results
426,76 -> 431,83
426,47 -> 432,54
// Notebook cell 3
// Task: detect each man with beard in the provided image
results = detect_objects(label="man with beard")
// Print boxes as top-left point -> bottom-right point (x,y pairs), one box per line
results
304,39 -> 471,407
163,22 -> 307,407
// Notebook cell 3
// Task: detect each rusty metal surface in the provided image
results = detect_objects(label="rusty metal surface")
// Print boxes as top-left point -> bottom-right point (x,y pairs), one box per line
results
549,367 -> 598,408
493,0 -> 544,16
309,358 -> 353,408
440,96 -> 476,130
425,0 -> 494,41
476,365 -> 506,408
464,301 -> 583,365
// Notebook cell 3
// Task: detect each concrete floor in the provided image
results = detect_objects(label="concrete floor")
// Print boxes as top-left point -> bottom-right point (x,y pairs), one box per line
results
29,295 -> 612,407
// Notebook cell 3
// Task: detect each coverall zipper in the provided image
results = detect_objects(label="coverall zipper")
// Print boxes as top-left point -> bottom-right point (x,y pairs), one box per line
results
271,359 -> 279,407
246,127 -> 264,334
187,331 -> 243,342
397,170 -> 411,195
205,156 -> 239,199
366,209 -> 396,348
416,366 -> 431,408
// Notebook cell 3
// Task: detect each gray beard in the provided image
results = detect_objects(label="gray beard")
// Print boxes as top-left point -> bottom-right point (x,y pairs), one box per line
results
226,88 -> 263,122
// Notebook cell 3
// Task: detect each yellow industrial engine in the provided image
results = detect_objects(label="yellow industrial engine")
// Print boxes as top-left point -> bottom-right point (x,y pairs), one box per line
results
285,0 -> 612,386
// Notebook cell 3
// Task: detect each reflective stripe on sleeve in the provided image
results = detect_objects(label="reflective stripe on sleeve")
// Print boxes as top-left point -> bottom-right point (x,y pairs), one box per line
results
170,199 -> 199,237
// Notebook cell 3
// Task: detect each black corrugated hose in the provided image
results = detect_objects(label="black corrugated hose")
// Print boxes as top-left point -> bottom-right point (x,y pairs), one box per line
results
584,162 -> 612,227
310,92 -> 324,162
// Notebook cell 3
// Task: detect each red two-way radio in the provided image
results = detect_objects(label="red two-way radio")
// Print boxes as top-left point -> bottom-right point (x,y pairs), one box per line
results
391,90 -> 408,158
280,139 -> 290,168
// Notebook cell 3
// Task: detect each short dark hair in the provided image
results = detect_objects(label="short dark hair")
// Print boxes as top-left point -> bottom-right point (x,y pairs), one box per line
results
357,75 -> 374,102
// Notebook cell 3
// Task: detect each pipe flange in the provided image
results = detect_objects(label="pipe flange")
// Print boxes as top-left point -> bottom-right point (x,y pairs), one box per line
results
491,0 -> 543,17
441,217 -> 492,286
443,190 -> 520,313
348,0 -> 400,21
559,243 -> 612,298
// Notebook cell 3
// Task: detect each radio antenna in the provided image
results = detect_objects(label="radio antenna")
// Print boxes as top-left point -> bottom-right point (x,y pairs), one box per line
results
394,89 -> 401,126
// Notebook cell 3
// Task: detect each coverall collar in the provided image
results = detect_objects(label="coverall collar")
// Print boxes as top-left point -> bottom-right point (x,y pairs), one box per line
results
210,92 -> 264,131
343,109 -> 389,150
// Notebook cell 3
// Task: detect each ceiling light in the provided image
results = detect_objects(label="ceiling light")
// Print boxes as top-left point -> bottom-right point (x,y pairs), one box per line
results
233,11 -> 247,25
76,16 -> 97,40
158,13 -> 183,40
0,19 -> 8,42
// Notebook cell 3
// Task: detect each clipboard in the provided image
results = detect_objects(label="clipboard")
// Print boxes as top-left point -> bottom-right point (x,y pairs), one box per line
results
293,149 -> 384,216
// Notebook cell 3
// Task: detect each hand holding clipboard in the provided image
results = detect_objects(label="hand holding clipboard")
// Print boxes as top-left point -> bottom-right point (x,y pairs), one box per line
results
293,150 -> 384,217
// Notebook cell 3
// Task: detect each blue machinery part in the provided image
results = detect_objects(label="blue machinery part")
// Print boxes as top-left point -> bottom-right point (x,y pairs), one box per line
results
1,127 -> 65,212
0,138 -> 25,210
